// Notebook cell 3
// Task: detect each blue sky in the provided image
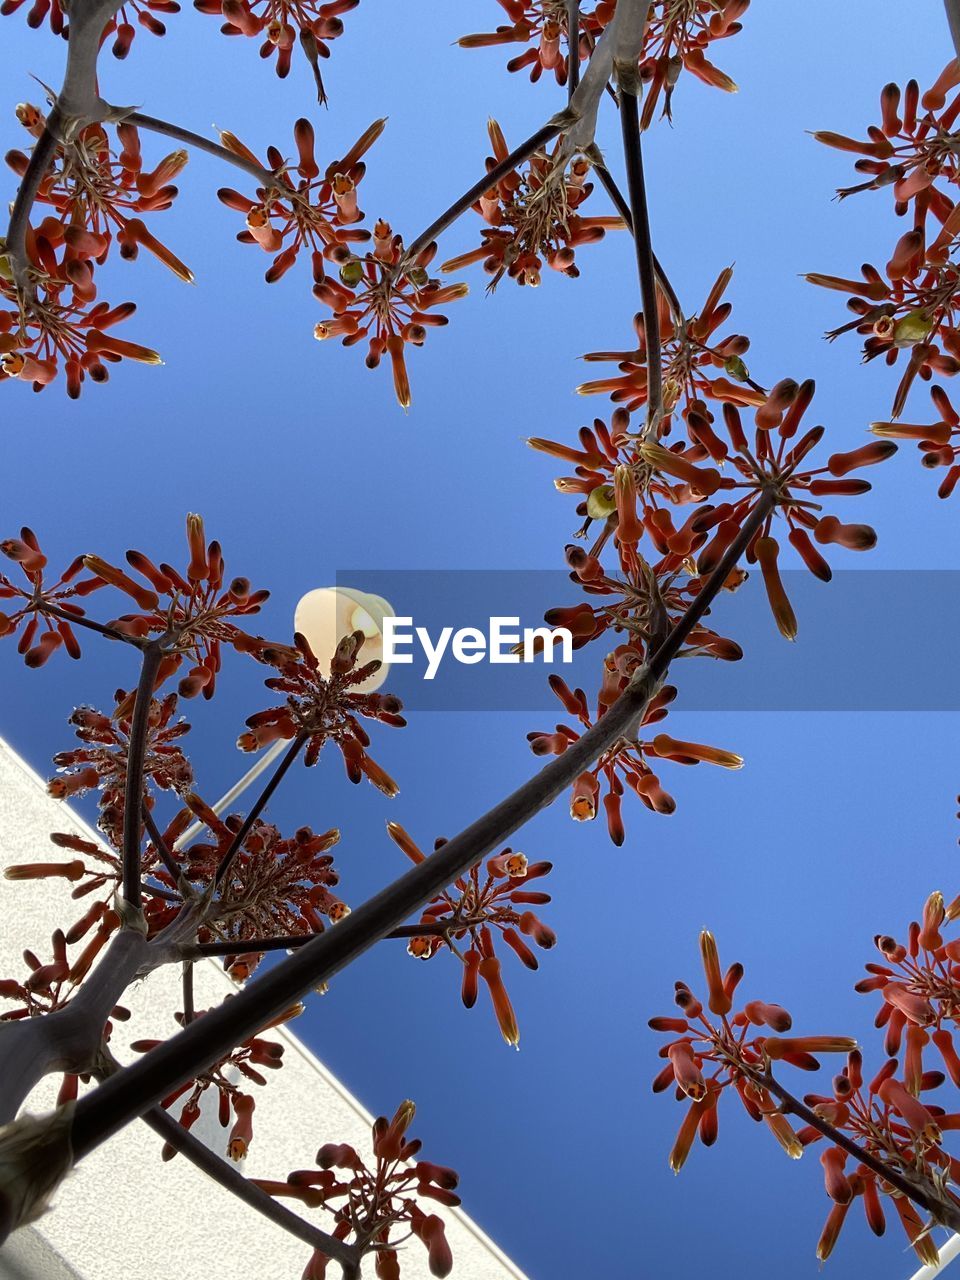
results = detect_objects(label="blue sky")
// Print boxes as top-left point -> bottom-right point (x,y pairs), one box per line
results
3,2 -> 960,1276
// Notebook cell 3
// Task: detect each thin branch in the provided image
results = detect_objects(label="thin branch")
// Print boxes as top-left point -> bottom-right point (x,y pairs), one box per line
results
946,0 -> 960,62
567,0 -> 581,100
121,112 -> 281,190
618,82 -> 663,438
759,1069 -> 960,1233
89,1046 -> 360,1274
214,731 -> 308,887
6,108 -> 62,295
121,644 -> 164,911
589,156 -> 685,327
59,490 -> 777,1174
404,119 -> 567,265
182,962 -> 195,1024
141,1104 -> 361,1272
36,600 -> 147,648
185,922 -> 461,960
142,803 -> 183,883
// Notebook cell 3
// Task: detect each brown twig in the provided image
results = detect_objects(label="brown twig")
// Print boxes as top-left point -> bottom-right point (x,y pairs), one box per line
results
213,732 -> 308,887
185,921 -> 467,960
618,77 -> 663,438
589,156 -> 685,327
141,803 -> 183,883
120,112 -> 282,190
37,601 -> 147,648
567,0 -> 581,100
759,1069 -> 960,1232
91,1046 -> 361,1274
5,108 -> 62,296
121,643 -> 164,911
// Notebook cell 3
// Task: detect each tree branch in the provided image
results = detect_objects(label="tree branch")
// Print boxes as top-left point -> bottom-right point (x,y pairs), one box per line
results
120,112 -> 281,190
140,1102 -> 361,1274
121,643 -> 164,911
214,732 -> 308,887
142,804 -> 183,884
567,0 -> 581,100
185,921 -> 464,960
618,79 -> 663,438
36,601 -> 147,649
92,1046 -> 361,1274
589,156 -> 685,327
5,109 -> 62,296
759,1069 -> 960,1233
34,490 -> 777,1193
946,0 -> 960,62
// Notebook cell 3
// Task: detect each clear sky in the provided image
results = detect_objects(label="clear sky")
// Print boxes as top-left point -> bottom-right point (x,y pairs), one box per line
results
2,2 -> 960,1277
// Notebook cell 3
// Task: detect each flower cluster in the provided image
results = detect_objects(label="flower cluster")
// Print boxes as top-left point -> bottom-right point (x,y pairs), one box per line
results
528,288 -> 894,839
1,0 -> 178,55
0,525 -> 107,662
388,824 -> 556,1047
47,694 -> 192,848
458,1 -> 606,86
459,1 -> 748,118
241,629 -> 405,795
649,931 -> 948,1266
810,66 -> 960,417
217,117 -> 381,283
84,513 -> 270,698
577,269 -> 762,424
193,0 -> 357,92
651,889 -> 960,1266
2,105 -> 191,395
632,0 -> 747,127
134,1004 -> 301,1160
530,673 -> 741,843
440,120 -> 622,287
312,223 -> 468,407
179,807 -> 346,978
254,1101 -> 457,1278
651,931 -> 856,1174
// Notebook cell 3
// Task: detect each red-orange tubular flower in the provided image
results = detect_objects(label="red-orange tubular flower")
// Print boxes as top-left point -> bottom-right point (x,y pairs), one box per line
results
440,119 -> 623,288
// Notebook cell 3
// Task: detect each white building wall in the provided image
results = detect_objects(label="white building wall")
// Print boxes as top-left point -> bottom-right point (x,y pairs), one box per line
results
0,740 -> 528,1280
